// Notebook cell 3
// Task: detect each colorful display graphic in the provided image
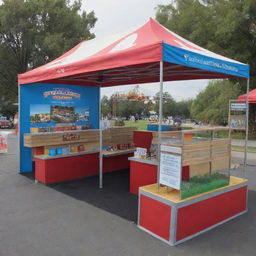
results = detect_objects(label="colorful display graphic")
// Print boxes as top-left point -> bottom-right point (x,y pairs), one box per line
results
30,105 -> 51,123
51,105 -> 77,123
30,104 -> 90,124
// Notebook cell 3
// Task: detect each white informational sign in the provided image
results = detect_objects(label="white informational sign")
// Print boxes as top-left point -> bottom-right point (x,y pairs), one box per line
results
160,152 -> 182,190
230,102 -> 247,111
0,131 -> 10,153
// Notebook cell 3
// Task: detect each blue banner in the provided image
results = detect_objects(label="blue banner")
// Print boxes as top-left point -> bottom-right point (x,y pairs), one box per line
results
163,43 -> 249,78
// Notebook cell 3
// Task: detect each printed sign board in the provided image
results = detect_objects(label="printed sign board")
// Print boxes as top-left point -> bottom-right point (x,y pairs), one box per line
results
160,147 -> 182,190
230,102 -> 247,111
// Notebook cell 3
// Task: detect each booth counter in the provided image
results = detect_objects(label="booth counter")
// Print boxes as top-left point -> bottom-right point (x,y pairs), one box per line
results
138,176 -> 247,246
130,128 -> 249,245
34,150 -> 134,184
24,127 -> 136,184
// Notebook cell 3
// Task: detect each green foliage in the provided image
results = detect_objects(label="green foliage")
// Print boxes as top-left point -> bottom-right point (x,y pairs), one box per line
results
103,91 -> 192,120
191,80 -> 241,125
175,99 -> 193,118
154,92 -> 192,118
0,0 -> 97,117
101,96 -> 111,117
154,92 -> 176,117
116,99 -> 150,119
156,0 -> 256,91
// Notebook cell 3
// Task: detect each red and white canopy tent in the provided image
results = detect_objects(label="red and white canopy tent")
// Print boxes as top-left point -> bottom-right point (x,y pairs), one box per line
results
238,89 -> 256,103
18,18 -> 250,186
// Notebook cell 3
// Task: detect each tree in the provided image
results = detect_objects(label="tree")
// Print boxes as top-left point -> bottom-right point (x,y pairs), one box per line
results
156,0 -> 256,91
116,99 -> 149,119
175,99 -> 193,119
0,0 -> 97,116
101,96 -> 111,117
191,80 -> 241,125
154,92 -> 176,118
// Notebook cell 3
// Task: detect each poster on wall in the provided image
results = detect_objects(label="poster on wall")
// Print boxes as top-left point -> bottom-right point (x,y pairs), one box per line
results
30,104 -> 90,124
229,115 -> 246,130
159,149 -> 182,190
229,101 -> 246,130
30,104 -> 51,123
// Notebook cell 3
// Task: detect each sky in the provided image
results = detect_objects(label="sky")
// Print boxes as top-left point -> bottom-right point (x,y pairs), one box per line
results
81,0 -> 209,100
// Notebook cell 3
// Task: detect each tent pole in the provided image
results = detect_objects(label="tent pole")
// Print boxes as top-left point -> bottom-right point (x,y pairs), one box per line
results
243,78 -> 250,178
18,85 -> 21,172
157,61 -> 164,190
99,86 -> 103,188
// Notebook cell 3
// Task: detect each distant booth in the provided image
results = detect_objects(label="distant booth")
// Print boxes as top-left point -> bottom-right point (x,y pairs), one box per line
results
18,19 -> 250,246
237,89 -> 256,136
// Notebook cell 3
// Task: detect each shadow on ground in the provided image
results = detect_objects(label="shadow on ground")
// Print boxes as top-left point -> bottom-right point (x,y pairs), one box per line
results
46,169 -> 139,223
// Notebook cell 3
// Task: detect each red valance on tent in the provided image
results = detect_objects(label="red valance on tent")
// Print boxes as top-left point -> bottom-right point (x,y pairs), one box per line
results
238,89 -> 256,103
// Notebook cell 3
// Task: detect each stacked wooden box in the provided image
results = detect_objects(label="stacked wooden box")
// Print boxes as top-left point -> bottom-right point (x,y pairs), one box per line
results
151,131 -> 181,145
24,130 -> 99,147
160,137 -> 231,176
24,126 -> 138,155
103,126 -> 137,146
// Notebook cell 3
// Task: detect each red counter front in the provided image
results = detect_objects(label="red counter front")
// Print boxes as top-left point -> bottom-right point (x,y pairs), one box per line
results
138,176 -> 248,246
35,152 -> 133,184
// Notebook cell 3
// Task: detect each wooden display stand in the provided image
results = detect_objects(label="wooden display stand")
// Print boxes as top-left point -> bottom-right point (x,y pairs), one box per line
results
135,128 -> 248,245
138,177 -> 248,246
24,127 -> 137,184
130,128 -> 231,196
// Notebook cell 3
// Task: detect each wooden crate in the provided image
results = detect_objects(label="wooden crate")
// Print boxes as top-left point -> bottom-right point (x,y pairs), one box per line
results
103,126 -> 137,146
24,126 -> 137,148
24,130 -> 99,147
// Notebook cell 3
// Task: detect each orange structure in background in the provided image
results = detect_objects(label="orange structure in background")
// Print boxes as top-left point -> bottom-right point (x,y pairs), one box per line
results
14,113 -> 19,135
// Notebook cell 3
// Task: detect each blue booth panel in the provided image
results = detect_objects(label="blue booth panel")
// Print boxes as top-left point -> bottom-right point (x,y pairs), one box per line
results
19,83 -> 99,173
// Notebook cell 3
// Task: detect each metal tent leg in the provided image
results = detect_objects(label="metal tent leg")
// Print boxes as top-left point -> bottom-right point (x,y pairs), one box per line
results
243,78 -> 250,178
99,86 -> 103,188
157,61 -> 164,189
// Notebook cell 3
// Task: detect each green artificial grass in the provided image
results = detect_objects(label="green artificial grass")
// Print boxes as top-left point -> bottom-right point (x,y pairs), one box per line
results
124,120 -> 149,130
181,173 -> 229,200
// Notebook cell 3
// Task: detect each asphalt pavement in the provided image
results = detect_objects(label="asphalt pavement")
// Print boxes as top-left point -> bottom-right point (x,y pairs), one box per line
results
0,134 -> 255,256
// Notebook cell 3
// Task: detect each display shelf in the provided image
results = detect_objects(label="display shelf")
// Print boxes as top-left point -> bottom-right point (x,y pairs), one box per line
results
102,148 -> 136,157
33,151 -> 99,160
25,129 -> 97,135
128,156 -> 158,166
33,148 -> 136,160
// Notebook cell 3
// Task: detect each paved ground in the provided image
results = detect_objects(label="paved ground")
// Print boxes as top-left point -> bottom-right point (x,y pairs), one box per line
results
0,135 -> 255,256
231,139 -> 256,147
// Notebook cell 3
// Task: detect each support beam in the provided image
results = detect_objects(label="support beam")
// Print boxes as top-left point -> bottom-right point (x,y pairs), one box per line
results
243,78 -> 250,178
157,61 -> 164,189
99,86 -> 103,188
